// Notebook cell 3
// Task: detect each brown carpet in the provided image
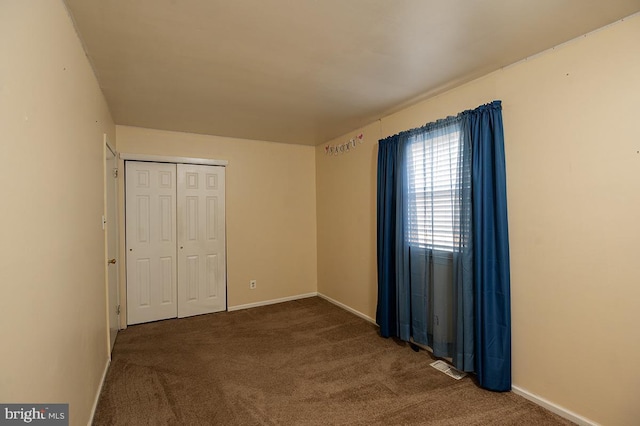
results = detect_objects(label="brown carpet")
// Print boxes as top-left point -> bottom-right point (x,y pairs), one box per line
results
94,297 -> 573,425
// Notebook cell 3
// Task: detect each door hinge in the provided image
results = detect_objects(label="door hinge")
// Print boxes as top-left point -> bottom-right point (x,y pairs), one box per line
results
113,168 -> 119,178
116,305 -> 121,315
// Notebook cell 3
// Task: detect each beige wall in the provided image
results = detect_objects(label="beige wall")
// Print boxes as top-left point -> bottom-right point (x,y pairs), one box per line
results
316,15 -> 640,426
316,121 -> 381,320
116,126 -> 317,317
0,1 -> 115,425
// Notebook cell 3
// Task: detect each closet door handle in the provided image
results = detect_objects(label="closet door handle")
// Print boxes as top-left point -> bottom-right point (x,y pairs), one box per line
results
108,258 -> 117,265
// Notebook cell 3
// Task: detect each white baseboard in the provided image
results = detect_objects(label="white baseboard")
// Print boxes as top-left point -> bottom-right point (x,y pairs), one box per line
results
316,292 -> 377,325
227,292 -> 318,312
87,357 -> 110,426
511,385 -> 599,426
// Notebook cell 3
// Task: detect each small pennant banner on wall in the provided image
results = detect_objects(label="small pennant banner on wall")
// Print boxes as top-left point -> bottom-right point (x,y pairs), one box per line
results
325,133 -> 363,156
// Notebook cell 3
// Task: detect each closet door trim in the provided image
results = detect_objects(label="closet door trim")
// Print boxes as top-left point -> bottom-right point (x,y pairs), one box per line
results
120,153 -> 228,167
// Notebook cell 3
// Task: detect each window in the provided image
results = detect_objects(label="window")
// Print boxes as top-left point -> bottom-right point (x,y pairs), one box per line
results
405,124 -> 463,251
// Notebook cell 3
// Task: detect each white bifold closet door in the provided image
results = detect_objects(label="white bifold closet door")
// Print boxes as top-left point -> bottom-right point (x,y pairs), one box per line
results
177,164 -> 226,318
126,161 -> 226,325
126,162 -> 178,325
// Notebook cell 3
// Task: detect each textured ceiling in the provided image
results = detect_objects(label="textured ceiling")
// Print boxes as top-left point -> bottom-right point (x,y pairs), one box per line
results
65,0 -> 640,145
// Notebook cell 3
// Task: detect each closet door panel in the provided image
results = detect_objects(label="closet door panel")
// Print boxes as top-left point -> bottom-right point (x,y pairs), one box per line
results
177,164 -> 226,317
126,161 -> 178,325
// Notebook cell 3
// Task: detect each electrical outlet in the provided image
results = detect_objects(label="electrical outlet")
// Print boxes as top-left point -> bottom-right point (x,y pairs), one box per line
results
249,280 -> 257,289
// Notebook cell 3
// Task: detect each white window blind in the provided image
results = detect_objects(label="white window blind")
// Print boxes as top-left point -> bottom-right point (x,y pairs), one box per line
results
406,127 -> 461,251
